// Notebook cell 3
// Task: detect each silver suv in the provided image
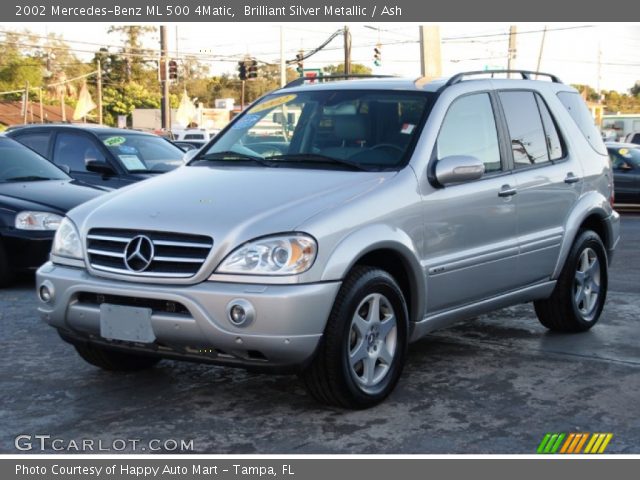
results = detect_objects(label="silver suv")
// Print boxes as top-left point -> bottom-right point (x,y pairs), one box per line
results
36,71 -> 620,408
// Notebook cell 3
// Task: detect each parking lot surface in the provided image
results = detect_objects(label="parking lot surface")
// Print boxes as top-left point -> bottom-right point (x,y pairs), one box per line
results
1,215 -> 638,454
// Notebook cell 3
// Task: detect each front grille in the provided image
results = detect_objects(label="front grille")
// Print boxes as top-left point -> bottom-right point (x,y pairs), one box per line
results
87,228 -> 213,278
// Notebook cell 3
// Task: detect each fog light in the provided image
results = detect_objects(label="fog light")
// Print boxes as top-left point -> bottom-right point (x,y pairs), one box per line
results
226,299 -> 255,327
38,281 -> 54,303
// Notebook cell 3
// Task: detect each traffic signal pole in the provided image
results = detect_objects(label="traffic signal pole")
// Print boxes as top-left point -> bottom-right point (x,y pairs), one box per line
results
160,25 -> 170,131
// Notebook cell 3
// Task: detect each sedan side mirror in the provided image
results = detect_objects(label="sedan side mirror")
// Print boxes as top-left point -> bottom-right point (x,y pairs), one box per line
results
85,158 -> 115,176
435,155 -> 485,186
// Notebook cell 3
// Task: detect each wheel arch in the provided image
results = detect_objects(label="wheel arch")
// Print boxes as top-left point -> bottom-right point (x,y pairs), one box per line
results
320,225 -> 425,325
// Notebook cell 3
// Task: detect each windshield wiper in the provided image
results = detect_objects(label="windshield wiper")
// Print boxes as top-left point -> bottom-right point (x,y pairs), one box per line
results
194,151 -> 275,167
267,153 -> 371,171
3,175 -> 59,182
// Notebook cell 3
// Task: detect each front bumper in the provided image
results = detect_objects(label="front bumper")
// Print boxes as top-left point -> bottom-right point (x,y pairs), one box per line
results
36,263 -> 341,370
1,229 -> 53,271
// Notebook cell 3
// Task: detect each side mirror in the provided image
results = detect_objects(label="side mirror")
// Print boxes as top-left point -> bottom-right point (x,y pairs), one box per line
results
435,155 -> 485,186
85,158 -> 115,175
183,149 -> 199,163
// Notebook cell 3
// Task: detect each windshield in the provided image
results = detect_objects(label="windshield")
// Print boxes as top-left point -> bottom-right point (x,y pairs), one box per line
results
98,134 -> 185,173
196,89 -> 433,170
0,137 -> 69,182
608,145 -> 640,168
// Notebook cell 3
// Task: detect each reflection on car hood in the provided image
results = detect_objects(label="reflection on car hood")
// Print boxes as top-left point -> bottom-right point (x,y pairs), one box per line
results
0,180 -> 104,213
71,165 -> 396,245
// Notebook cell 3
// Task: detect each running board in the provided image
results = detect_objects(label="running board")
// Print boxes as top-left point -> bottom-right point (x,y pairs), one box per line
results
410,281 -> 556,342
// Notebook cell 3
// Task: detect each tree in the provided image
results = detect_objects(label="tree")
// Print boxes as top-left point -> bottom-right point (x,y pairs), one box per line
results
323,63 -> 372,75
631,81 -> 640,97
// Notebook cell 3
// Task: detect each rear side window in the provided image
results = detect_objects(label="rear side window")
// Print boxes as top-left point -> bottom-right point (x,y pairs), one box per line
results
557,91 -> 607,155
499,91 -> 550,168
12,132 -> 51,158
535,94 -> 564,161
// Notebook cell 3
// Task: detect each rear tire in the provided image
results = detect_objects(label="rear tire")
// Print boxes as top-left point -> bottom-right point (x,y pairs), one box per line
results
534,230 -> 608,332
300,266 -> 409,409
73,342 -> 161,371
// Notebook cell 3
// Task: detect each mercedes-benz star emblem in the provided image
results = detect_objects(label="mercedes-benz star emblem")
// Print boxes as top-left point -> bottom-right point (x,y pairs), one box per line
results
123,235 -> 154,272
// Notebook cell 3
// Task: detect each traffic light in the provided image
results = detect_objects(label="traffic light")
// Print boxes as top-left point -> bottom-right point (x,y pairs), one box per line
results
374,44 -> 382,67
296,51 -> 304,77
247,60 -> 258,79
168,60 -> 178,80
238,61 -> 247,81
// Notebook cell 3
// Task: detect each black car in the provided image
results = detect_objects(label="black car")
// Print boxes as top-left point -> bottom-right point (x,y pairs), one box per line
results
606,142 -> 640,203
7,124 -> 185,189
0,136 -> 104,286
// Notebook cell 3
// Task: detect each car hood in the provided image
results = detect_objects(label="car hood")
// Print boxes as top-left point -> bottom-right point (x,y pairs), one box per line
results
71,165 -> 396,251
0,180 -> 104,214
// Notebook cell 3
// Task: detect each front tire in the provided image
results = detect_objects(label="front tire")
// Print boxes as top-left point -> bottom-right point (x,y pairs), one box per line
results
301,266 -> 409,409
534,230 -> 608,332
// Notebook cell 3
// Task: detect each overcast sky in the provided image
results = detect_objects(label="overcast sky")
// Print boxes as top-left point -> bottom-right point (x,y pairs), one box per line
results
6,22 -> 640,93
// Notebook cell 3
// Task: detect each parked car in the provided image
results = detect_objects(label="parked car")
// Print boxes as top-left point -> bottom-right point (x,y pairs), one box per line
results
172,128 -> 218,143
624,131 -> 640,145
606,142 -> 640,203
0,136 -> 103,286
36,72 -> 619,408
173,140 -> 206,151
7,125 -> 185,189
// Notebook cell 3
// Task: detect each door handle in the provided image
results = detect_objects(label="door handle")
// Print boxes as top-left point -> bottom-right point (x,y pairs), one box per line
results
498,185 -> 517,197
564,172 -> 581,184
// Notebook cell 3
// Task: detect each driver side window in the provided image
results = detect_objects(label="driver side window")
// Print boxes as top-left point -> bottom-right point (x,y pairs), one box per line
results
437,93 -> 502,173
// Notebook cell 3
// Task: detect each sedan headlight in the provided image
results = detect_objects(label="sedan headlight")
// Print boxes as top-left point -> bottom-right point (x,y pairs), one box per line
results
51,217 -> 83,259
216,234 -> 317,275
15,211 -> 63,231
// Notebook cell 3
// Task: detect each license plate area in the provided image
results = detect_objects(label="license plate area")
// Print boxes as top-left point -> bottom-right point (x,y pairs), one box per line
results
100,304 -> 155,343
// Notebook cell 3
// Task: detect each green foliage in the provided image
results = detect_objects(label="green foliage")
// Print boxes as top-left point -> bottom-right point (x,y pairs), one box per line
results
323,63 -> 373,75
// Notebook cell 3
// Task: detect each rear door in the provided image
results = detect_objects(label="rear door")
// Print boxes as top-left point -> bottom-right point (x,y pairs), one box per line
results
497,90 -> 580,287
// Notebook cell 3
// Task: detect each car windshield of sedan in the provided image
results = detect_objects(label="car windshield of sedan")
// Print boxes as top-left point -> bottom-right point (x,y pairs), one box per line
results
609,146 -> 640,169
99,134 -> 185,173
195,89 -> 433,171
0,137 -> 69,182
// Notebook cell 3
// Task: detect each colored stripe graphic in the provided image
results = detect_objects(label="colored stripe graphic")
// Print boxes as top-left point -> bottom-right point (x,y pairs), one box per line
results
538,433 -> 612,454
537,433 -> 565,454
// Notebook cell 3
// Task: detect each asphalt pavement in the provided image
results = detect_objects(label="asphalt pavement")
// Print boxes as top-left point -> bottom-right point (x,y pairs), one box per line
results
1,215 -> 638,454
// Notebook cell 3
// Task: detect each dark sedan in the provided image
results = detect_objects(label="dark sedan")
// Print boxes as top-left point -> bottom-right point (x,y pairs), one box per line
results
7,125 -> 185,189
0,136 -> 103,286
606,142 -> 640,204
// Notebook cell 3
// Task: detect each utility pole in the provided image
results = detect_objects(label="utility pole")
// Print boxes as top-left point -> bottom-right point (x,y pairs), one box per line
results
160,25 -> 170,131
507,25 -> 517,76
23,81 -> 29,124
39,87 -> 44,124
535,26 -> 547,76
241,79 -> 246,110
280,26 -> 286,87
419,26 -> 442,79
97,60 -> 103,124
343,26 -> 351,75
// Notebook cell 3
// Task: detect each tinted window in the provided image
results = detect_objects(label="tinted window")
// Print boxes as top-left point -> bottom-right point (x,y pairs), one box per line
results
0,137 -> 68,182
53,132 -> 106,172
608,146 -> 640,170
535,94 -> 564,161
499,91 -> 549,168
557,91 -> 607,155
13,132 -> 51,157
436,93 -> 501,173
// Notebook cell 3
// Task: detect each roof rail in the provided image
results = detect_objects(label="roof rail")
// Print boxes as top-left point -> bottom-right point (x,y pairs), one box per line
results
282,74 -> 397,89
443,70 -> 563,89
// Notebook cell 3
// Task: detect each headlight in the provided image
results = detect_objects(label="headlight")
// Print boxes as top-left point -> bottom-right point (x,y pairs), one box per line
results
15,211 -> 63,231
216,234 -> 317,275
51,217 -> 83,259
